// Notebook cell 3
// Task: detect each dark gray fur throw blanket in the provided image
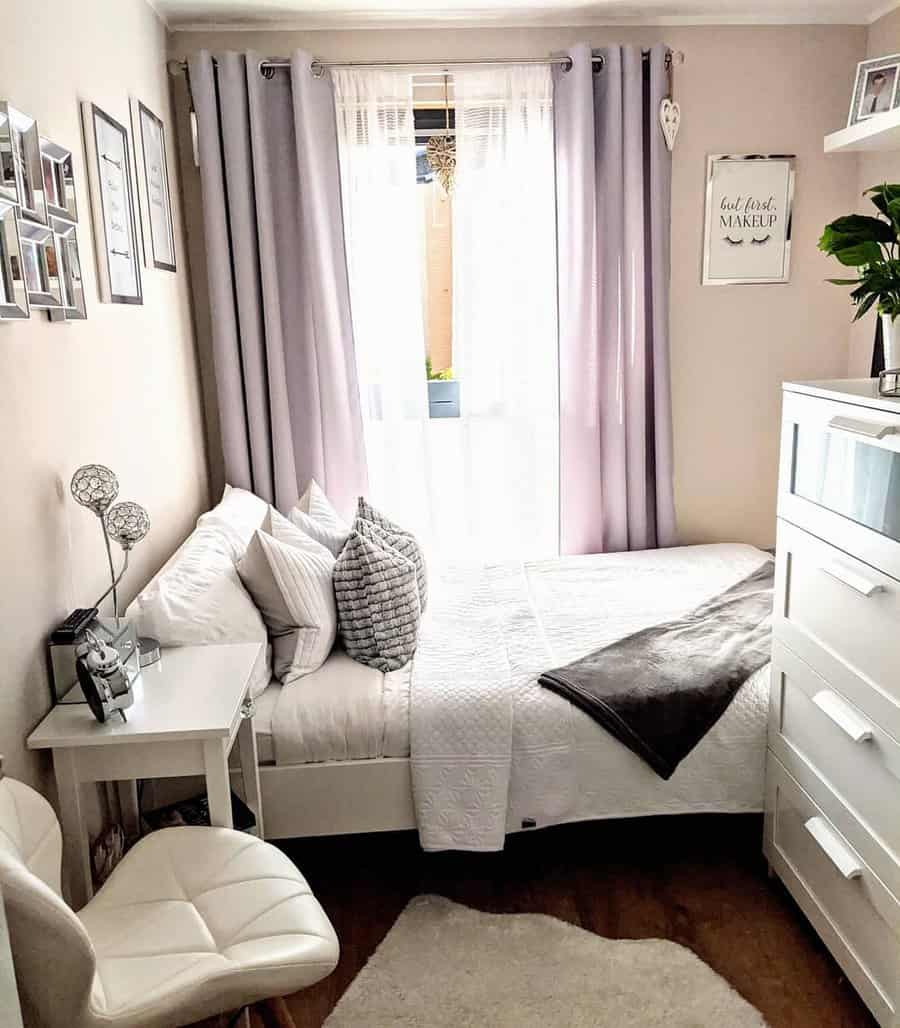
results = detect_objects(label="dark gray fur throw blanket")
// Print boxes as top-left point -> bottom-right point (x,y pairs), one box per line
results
538,559 -> 774,780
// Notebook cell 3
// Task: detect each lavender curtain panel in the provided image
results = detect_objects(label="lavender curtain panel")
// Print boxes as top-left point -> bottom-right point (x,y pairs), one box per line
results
189,50 -> 368,516
554,43 -> 676,554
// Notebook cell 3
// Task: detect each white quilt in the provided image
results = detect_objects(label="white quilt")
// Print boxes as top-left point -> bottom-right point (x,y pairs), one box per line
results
410,543 -> 772,852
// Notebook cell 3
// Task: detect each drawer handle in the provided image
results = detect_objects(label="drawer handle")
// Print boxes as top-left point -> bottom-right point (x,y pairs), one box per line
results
827,414 -> 896,440
812,690 -> 874,744
804,816 -> 863,880
819,562 -> 883,598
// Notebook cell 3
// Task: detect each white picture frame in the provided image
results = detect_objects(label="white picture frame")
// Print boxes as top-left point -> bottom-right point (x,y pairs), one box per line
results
80,102 -> 142,305
701,154 -> 795,286
130,98 -> 176,272
18,218 -> 64,309
0,101 -> 47,226
848,53 -> 900,127
47,219 -> 87,322
0,199 -> 29,320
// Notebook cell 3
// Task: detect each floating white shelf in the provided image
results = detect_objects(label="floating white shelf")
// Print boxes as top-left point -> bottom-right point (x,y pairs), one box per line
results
824,107 -> 900,153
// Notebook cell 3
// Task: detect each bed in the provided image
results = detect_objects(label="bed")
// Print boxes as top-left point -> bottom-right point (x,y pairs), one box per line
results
252,541 -> 771,848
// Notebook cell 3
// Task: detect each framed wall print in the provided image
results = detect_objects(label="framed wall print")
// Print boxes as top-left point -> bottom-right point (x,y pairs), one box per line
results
81,102 -> 142,304
0,101 -> 47,225
130,99 -> 176,272
702,154 -> 795,286
18,218 -> 63,309
0,200 -> 29,320
47,220 -> 87,321
40,138 -> 77,223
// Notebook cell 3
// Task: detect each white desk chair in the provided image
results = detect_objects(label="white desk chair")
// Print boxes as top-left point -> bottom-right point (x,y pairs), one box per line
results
0,762 -> 339,1028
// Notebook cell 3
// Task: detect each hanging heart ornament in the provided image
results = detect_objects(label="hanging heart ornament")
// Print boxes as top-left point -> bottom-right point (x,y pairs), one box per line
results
659,98 -> 681,152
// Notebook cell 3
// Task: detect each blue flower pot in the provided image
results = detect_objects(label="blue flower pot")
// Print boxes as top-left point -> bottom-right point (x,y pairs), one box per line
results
428,379 -> 460,418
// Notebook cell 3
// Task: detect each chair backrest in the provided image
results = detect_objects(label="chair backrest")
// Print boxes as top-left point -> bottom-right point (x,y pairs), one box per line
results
0,771 -> 96,1028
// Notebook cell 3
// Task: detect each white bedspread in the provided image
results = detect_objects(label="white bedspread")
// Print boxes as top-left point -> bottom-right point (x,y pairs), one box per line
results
271,651 -> 411,764
410,543 -> 772,852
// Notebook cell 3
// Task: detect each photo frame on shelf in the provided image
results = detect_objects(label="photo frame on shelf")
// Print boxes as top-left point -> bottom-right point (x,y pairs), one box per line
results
130,98 -> 176,272
702,154 -> 795,286
0,200 -> 29,320
18,218 -> 64,309
0,101 -> 47,225
40,138 -> 77,223
81,101 -> 142,304
848,53 -> 900,127
47,219 -> 87,321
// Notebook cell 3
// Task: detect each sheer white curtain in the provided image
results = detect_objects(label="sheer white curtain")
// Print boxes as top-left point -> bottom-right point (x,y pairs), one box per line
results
334,65 -> 559,560
450,65 -> 559,558
332,70 -> 434,536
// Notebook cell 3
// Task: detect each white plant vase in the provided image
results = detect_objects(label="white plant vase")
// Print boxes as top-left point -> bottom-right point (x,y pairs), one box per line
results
882,312 -> 899,370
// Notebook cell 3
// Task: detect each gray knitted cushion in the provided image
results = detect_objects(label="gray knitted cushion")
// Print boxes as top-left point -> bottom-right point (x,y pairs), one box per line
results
333,524 -> 421,672
357,497 -> 428,613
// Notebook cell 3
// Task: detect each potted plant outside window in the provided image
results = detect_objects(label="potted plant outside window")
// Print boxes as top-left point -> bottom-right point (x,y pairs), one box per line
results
819,183 -> 900,370
426,356 -> 460,418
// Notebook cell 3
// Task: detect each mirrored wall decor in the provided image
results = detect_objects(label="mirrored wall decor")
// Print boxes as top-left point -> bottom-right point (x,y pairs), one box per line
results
18,219 -> 63,309
130,98 -> 175,272
47,219 -> 86,321
0,101 -> 47,226
0,200 -> 29,320
81,102 -> 142,305
40,138 -> 77,223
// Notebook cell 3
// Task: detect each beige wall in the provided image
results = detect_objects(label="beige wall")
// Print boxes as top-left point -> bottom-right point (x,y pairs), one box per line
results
0,0 -> 209,792
170,23 -> 865,550
848,7 -> 900,374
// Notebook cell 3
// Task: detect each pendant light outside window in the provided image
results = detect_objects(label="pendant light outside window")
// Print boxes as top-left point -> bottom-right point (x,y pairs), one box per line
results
426,74 -> 455,194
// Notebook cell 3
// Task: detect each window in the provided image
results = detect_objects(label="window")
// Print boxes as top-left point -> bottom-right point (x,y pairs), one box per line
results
415,78 -> 459,417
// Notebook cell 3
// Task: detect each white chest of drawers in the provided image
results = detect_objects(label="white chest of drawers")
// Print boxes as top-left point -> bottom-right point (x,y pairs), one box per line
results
764,379 -> 900,1028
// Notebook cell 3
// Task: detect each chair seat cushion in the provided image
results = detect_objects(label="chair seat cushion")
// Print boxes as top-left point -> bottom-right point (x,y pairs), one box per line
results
78,827 -> 338,1028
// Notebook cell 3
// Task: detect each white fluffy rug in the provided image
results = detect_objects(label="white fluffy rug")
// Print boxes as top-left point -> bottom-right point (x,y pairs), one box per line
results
324,895 -> 768,1027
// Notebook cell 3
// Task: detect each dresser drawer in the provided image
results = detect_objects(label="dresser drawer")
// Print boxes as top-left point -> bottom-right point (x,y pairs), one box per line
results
770,640 -> 900,872
774,519 -> 900,740
765,755 -> 900,1026
778,390 -> 900,580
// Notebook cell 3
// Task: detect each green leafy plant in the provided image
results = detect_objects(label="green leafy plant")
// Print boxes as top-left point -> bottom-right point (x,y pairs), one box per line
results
819,183 -> 900,321
425,355 -> 454,381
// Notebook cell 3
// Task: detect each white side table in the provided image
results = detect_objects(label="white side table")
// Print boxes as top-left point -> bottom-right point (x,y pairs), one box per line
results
27,642 -> 265,910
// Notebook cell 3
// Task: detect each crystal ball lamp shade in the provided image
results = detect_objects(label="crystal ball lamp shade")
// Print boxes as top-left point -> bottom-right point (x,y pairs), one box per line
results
71,464 -> 119,516
106,502 -> 151,551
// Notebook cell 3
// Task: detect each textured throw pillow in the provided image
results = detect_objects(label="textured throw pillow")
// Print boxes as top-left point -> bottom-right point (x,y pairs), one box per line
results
357,497 -> 428,613
333,526 -> 420,672
289,479 -> 350,557
128,521 -> 272,698
237,508 -> 337,683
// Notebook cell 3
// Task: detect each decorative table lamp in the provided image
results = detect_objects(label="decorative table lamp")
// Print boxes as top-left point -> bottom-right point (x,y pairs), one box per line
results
49,466 -> 153,707
70,465 -> 150,622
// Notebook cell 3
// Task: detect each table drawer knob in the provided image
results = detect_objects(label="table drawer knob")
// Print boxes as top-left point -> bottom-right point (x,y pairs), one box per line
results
805,816 -> 863,880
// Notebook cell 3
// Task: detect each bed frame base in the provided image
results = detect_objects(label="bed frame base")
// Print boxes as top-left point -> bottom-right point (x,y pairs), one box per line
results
258,757 -> 416,840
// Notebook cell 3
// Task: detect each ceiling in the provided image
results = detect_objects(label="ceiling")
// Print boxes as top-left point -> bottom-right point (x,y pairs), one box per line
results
158,0 -> 898,29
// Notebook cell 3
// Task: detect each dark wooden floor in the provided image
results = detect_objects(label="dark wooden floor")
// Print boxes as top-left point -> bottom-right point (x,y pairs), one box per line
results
201,814 -> 876,1028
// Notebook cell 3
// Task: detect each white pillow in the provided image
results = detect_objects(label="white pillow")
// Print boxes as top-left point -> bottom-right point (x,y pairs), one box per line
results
237,508 -> 337,683
289,479 -> 350,557
128,520 -> 272,697
197,484 -> 269,558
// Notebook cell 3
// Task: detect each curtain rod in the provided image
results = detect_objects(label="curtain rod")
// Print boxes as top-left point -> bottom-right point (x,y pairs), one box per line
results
168,49 -> 683,79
